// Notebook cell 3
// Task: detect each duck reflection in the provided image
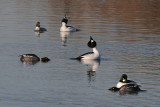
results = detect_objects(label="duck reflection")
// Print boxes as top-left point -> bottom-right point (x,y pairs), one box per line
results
60,31 -> 71,46
21,61 -> 39,65
80,59 -> 100,82
34,29 -> 47,37
35,31 -> 40,37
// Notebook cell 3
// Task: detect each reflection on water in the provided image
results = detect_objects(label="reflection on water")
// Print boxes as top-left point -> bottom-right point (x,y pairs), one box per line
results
21,60 -> 39,65
35,31 -> 40,37
80,59 -> 100,82
80,59 -> 100,72
34,28 -> 47,37
60,32 -> 72,46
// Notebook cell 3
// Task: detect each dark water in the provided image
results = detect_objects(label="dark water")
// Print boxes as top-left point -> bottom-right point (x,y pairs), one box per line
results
0,0 -> 160,106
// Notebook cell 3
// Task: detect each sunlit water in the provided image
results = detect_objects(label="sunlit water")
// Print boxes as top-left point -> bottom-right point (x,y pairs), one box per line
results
0,0 -> 160,106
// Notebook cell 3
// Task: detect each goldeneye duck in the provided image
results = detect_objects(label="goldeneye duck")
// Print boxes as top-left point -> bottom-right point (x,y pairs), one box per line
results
60,16 -> 79,32
35,22 -> 40,31
108,74 -> 145,94
116,74 -> 137,88
20,54 -> 50,63
34,22 -> 47,32
74,36 -> 100,60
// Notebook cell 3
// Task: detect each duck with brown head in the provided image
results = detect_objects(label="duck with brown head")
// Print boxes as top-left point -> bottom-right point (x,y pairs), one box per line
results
35,22 -> 40,31
34,22 -> 47,33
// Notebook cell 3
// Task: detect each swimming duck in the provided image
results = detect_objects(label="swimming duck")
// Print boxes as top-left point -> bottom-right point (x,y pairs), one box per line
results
34,22 -> 47,32
35,22 -> 40,31
108,74 -> 144,94
20,54 -> 50,63
116,74 -> 137,88
75,36 -> 100,60
60,16 -> 79,32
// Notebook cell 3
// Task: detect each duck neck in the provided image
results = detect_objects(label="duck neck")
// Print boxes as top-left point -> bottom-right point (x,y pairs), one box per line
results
62,22 -> 67,27
92,47 -> 99,54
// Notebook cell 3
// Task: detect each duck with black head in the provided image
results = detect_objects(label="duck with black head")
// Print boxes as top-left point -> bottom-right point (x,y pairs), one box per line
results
116,74 -> 137,88
60,15 -> 79,32
73,36 -> 100,60
108,74 -> 145,95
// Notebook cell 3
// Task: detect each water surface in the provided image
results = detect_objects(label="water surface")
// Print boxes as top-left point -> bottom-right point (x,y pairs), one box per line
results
0,0 -> 160,107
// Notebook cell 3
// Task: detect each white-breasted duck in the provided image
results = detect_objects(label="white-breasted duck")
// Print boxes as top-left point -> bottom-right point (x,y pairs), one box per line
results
108,74 -> 144,94
116,74 -> 138,88
75,36 -> 100,60
35,22 -> 40,31
60,16 -> 79,32
34,22 -> 47,32
20,54 -> 50,63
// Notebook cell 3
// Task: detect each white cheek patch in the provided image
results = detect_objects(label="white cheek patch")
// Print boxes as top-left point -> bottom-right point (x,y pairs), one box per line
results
122,79 -> 126,82
91,40 -> 94,42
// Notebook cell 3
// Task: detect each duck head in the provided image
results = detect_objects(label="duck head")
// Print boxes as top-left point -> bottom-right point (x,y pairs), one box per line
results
40,57 -> 50,63
36,22 -> 40,27
108,87 -> 119,92
61,16 -> 68,24
120,74 -> 128,82
88,36 -> 97,48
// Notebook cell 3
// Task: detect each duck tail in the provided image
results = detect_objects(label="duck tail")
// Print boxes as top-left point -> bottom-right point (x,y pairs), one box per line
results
70,57 -> 81,60
70,58 -> 78,60
76,28 -> 80,31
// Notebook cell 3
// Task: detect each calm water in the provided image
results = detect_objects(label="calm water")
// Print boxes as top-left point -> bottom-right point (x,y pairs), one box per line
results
0,0 -> 160,106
